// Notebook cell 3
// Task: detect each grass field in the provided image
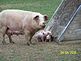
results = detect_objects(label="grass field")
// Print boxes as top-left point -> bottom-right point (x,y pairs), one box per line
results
0,0 -> 61,18
0,0 -> 81,61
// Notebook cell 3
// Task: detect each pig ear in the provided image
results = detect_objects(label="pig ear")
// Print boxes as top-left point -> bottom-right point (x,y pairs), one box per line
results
44,15 -> 48,21
33,15 -> 39,21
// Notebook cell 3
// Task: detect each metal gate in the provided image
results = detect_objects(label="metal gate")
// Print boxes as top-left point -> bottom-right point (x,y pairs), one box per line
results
45,0 -> 81,42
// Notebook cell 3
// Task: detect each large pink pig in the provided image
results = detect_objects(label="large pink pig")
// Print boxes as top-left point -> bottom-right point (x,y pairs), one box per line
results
0,9 -> 48,45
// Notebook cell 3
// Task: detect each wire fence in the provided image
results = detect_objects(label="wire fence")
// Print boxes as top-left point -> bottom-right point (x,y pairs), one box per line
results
45,0 -> 81,41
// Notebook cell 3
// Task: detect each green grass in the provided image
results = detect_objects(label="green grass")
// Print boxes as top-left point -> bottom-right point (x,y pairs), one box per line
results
0,0 -> 81,61
0,0 -> 61,19
0,42 -> 81,61
0,54 -> 7,61
0,0 -> 73,61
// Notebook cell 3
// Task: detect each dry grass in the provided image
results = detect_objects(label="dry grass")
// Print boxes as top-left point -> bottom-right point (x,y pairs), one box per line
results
0,0 -> 81,61
0,34 -> 81,61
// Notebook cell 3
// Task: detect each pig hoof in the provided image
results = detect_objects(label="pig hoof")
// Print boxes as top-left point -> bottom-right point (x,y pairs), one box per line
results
10,41 -> 15,44
27,43 -> 30,46
2,41 -> 6,45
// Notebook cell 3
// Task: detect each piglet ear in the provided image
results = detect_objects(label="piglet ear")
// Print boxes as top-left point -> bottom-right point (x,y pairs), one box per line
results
33,15 -> 39,20
44,15 -> 48,21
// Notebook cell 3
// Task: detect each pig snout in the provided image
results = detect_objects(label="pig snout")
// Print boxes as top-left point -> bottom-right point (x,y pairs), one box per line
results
45,34 -> 53,42
42,24 -> 45,28
40,22 -> 46,28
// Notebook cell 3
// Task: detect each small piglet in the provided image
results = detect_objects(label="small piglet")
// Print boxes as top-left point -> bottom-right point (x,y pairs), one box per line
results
34,30 -> 54,42
45,31 -> 54,42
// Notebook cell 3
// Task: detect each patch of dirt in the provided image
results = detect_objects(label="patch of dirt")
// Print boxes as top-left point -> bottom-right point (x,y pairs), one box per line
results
0,34 -> 81,61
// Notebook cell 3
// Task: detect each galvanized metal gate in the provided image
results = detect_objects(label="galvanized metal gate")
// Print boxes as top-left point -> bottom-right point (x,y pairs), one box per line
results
45,0 -> 81,42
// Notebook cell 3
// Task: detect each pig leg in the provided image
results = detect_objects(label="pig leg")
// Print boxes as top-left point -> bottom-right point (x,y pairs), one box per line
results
7,34 -> 15,44
2,33 -> 6,44
5,28 -> 15,44
27,34 -> 35,45
29,35 -> 32,44
24,30 -> 31,46
29,34 -> 35,44
25,35 -> 31,46
1,27 -> 7,44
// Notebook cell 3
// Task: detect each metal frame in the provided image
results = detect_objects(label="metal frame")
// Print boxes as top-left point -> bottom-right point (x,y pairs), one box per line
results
57,5 -> 81,42
45,0 -> 64,31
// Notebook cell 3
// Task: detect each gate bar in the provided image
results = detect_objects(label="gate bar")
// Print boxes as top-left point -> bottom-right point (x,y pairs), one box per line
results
45,0 -> 64,31
57,5 -> 81,42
